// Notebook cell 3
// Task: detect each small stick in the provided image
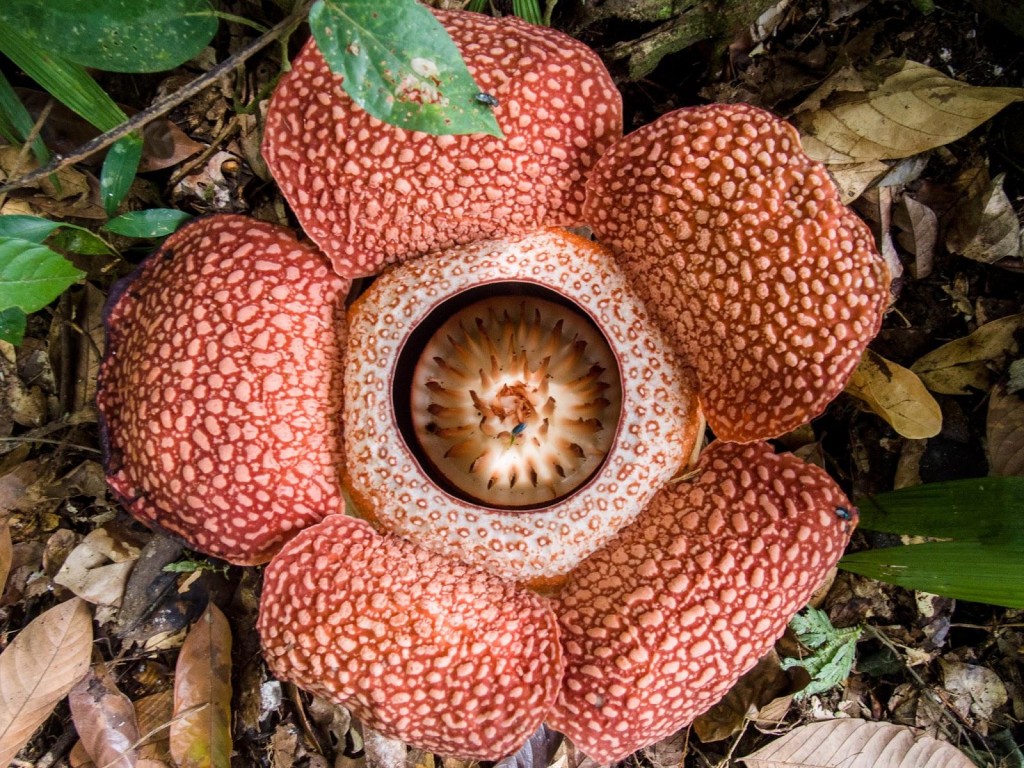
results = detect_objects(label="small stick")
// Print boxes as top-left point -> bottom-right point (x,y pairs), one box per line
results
0,0 -> 312,194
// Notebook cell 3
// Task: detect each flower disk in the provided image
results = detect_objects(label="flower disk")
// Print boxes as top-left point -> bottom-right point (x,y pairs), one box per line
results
411,296 -> 622,507
585,103 -> 890,442
258,515 -> 564,760
343,229 -> 701,584
263,9 -> 622,278
550,441 -> 858,763
97,215 -> 349,564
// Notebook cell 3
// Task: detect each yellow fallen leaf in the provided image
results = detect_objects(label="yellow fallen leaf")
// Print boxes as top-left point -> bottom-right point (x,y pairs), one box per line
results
170,603 -> 232,768
794,61 -> 1024,164
911,314 -> 1024,395
846,350 -> 942,439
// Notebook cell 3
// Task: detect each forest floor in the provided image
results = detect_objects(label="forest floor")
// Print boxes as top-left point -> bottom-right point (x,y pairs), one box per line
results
1,0 -> 1022,766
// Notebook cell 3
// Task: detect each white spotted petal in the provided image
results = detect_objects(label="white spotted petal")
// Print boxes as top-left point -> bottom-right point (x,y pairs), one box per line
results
549,440 -> 858,763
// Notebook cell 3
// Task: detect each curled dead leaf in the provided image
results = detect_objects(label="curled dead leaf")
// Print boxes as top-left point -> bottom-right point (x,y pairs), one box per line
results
793,60 -> 1024,164
846,350 -> 942,439
947,173 -> 1022,265
54,526 -> 142,608
0,597 -> 93,765
911,314 -> 1024,395
738,718 -> 976,767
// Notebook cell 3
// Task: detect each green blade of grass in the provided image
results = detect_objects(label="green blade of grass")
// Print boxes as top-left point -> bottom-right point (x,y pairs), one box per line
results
856,476 -> 1024,545
840,541 -> 1024,609
0,28 -> 126,131
513,0 -> 543,25
0,71 -> 50,164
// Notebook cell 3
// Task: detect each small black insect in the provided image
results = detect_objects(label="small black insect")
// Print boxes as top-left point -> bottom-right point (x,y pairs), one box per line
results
834,506 -> 854,521
475,92 -> 500,108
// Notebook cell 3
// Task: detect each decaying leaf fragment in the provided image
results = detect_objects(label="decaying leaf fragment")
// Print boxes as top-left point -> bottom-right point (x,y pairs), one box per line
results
911,314 -> 1024,395
947,173 -> 1022,265
69,664 -> 141,768
0,597 -> 93,765
738,718 -> 976,768
987,379 -> 1024,476
170,603 -> 232,768
793,61 -> 1024,164
693,651 -> 793,743
846,350 -> 942,438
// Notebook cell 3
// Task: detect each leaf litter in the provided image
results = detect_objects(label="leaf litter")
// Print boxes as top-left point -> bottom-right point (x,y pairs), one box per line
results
2,0 -> 1023,767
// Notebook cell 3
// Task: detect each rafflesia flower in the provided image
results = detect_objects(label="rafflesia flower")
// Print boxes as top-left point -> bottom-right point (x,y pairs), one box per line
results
96,9 -> 889,764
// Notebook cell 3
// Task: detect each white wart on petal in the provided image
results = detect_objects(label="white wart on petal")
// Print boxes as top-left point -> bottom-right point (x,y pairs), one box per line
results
549,440 -> 857,763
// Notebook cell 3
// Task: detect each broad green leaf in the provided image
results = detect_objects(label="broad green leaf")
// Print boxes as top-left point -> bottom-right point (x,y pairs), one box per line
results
844,477 -> 1024,608
310,0 -> 503,137
0,0 -> 218,74
0,215 -> 63,243
0,237 -> 86,313
100,134 -> 144,216
48,227 -> 114,257
0,29 -> 125,132
856,476 -> 1024,545
0,71 -> 49,165
0,307 -> 27,345
841,541 -> 1024,608
106,209 -> 192,238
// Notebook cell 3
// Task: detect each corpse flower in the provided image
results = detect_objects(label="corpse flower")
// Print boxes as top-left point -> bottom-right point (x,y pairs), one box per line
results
96,9 -> 890,764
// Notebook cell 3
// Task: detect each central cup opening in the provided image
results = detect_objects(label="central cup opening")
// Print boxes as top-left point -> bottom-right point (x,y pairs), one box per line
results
394,282 -> 623,510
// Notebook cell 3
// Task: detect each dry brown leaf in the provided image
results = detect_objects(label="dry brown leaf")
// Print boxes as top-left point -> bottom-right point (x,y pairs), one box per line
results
911,314 -> 1024,395
894,196 -> 938,278
135,690 -> 174,767
822,160 -> 889,203
738,718 -> 976,767
846,350 -> 942,438
54,526 -> 142,608
794,61 -> 1024,164
69,664 -> 140,768
947,173 -> 1022,264
0,597 -> 93,765
987,380 -> 1024,475
170,603 -> 232,768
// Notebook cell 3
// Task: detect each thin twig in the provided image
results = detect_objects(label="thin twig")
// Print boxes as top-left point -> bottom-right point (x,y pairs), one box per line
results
0,0 -> 312,194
